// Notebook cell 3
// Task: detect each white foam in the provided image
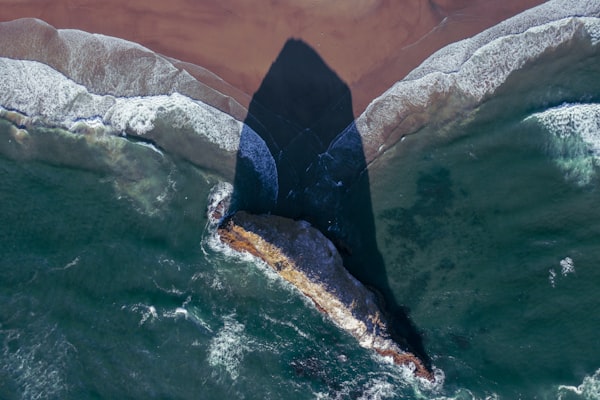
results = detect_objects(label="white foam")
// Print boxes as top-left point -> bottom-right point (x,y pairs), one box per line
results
50,256 -> 81,272
424,389 -> 486,400
107,93 -> 243,151
185,307 -> 214,334
560,256 -> 575,276
405,3 -> 600,81
355,378 -> 396,400
205,181 -> 234,229
0,57 -> 243,152
237,124 -> 279,204
318,365 -> 445,400
549,268 -> 558,288
558,368 -> 600,399
0,58 -> 110,126
174,307 -> 188,317
549,256 -> 576,288
128,300 -> 214,335
355,4 -> 600,157
129,303 -> 159,326
59,28 -> 195,97
201,223 -> 246,262
526,103 -> 600,185
207,315 -> 249,380
584,18 -> 600,45
152,279 -> 185,296
157,256 -> 181,271
397,362 -> 445,396
261,313 -> 310,339
528,103 -> 600,155
202,184 -> 280,269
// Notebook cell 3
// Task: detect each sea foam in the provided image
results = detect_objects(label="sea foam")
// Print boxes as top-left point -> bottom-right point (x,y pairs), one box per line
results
3,2 -> 600,182
0,17 -> 247,117
58,28 -> 196,97
0,324 -> 72,399
528,103 -> 600,156
355,0 -> 600,162
0,57 -> 244,153
558,368 -> 600,399
526,103 -> 600,185
207,315 -> 249,381
237,124 -> 278,205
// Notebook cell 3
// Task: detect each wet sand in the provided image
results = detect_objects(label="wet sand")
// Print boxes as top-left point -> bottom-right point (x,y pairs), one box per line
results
1,0 -> 546,116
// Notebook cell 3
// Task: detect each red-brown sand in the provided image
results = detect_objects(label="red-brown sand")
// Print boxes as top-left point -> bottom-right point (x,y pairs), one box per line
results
0,0 -> 546,116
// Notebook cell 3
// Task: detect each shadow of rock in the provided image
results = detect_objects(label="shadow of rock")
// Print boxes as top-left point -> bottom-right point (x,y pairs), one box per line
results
232,38 -> 431,369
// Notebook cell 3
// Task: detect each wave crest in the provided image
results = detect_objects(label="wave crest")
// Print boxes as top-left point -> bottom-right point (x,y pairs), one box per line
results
526,103 -> 600,185
357,5 -> 600,163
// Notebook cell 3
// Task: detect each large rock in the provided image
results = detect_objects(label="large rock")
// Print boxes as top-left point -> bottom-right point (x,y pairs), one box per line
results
217,211 -> 433,380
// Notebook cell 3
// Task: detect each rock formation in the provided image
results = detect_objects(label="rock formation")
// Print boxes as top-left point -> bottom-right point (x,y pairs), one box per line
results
217,210 -> 433,381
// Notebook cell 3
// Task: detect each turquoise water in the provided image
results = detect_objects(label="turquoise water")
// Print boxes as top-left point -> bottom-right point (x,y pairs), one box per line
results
2,42 -> 600,399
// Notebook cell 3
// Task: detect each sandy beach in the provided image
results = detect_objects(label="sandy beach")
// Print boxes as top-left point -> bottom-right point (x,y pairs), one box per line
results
1,0 -> 546,116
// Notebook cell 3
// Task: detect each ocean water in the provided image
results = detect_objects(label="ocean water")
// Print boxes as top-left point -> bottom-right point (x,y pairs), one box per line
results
367,38 -> 600,398
0,139 -> 429,399
2,12 -> 600,400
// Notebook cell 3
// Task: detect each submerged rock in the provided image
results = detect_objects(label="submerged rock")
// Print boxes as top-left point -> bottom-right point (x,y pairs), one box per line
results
216,210 -> 433,381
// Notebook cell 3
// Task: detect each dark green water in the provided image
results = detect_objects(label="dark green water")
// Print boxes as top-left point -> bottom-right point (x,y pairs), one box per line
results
0,140 -> 429,399
371,110 -> 600,399
367,46 -> 600,397
3,109 -> 600,399
2,42 -> 600,399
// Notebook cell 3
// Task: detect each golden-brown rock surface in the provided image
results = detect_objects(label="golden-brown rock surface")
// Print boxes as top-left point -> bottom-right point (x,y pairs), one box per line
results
217,211 -> 433,380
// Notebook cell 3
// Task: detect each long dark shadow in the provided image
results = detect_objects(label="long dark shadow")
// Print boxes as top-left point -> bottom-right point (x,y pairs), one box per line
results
232,38 -> 430,368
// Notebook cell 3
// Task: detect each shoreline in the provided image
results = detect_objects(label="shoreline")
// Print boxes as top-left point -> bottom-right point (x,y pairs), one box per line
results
0,0 -> 545,116
1,8 -> 599,184
2,3 -> 600,397
0,7 -> 598,182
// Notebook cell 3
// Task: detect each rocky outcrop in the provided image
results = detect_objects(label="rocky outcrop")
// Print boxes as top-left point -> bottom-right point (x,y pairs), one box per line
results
217,211 -> 433,380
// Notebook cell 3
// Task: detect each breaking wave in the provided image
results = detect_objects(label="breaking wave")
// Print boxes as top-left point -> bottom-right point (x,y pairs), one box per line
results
525,103 -> 600,185
558,368 -> 600,400
0,57 -> 243,152
1,2 -> 599,196
237,124 -> 278,207
356,2 -> 600,162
